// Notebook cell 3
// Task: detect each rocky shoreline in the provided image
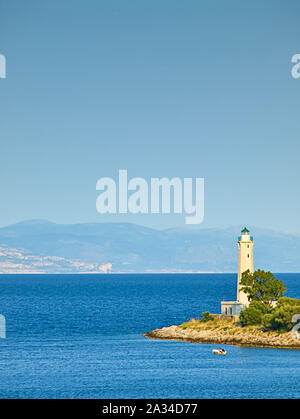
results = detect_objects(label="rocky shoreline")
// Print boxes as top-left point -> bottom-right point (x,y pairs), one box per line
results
144,324 -> 300,350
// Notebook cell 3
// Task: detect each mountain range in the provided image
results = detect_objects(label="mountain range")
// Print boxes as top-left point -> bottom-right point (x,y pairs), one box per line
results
0,220 -> 299,273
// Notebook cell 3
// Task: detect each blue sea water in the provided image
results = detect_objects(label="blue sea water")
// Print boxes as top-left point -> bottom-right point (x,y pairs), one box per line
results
0,273 -> 299,399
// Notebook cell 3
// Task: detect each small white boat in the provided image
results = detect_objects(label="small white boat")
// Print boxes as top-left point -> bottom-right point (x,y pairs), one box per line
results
212,349 -> 227,355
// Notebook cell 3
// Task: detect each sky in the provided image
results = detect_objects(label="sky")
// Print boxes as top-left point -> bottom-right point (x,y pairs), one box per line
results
0,0 -> 300,232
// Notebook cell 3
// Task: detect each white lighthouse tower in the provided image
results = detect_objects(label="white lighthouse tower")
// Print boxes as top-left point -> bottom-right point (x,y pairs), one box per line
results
237,227 -> 253,306
221,227 -> 254,316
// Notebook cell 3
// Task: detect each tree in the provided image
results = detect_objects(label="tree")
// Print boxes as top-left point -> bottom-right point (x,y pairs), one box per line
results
240,269 -> 286,307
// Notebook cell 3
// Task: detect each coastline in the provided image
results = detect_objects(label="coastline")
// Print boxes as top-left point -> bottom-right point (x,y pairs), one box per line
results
144,322 -> 300,350
0,271 -> 231,274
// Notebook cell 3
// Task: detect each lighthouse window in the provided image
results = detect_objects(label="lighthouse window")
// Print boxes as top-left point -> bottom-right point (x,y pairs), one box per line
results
247,245 -> 249,248
248,254 -> 250,258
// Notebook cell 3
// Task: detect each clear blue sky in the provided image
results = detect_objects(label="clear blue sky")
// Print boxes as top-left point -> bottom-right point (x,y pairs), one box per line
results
0,0 -> 299,232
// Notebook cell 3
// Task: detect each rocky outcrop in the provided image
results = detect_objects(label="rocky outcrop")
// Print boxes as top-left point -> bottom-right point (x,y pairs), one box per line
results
144,325 -> 300,349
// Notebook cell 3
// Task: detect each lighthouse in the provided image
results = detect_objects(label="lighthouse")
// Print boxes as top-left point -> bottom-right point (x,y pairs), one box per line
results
221,227 -> 254,316
237,227 -> 253,306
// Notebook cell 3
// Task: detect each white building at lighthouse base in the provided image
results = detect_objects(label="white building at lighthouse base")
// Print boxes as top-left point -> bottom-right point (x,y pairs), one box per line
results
221,300 -> 245,316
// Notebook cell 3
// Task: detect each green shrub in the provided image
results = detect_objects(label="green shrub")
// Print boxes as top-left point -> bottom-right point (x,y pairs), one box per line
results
201,312 -> 214,322
248,301 -> 270,315
261,313 -> 275,330
240,297 -> 300,331
277,297 -> 300,308
240,301 -> 271,326
261,297 -> 300,332
240,305 -> 264,326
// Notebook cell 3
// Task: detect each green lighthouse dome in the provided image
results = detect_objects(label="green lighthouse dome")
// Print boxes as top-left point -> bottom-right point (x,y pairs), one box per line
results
241,227 -> 250,233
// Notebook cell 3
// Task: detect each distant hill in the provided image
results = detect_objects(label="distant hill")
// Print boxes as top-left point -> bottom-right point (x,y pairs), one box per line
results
0,220 -> 299,273
0,244 -> 111,274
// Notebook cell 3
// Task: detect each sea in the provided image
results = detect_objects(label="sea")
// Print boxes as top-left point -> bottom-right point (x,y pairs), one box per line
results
0,273 -> 299,399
